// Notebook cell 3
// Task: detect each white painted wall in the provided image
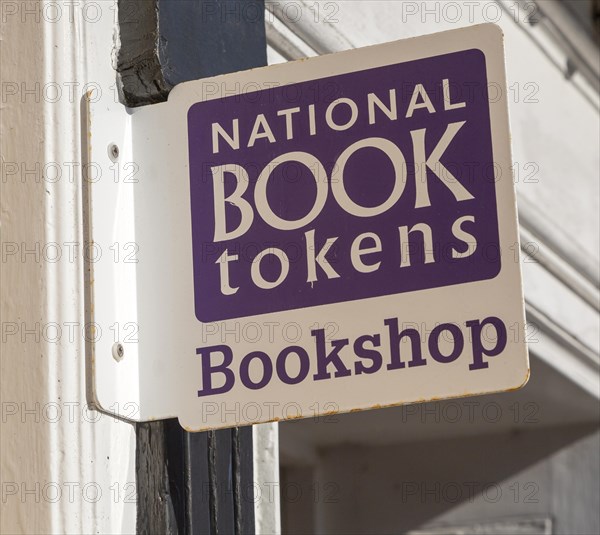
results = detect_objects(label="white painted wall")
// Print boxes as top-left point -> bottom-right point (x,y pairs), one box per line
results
312,427 -> 600,534
1,2 -> 136,533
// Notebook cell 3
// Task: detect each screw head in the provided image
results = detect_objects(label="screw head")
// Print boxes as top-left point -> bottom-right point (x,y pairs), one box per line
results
112,342 -> 125,362
108,143 -> 120,161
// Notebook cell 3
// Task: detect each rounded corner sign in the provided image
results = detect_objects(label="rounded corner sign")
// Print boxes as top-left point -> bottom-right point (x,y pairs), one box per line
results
178,25 -> 528,429
91,25 -> 529,430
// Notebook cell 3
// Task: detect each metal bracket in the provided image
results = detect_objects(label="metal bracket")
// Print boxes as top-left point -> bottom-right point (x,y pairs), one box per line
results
84,93 -> 143,421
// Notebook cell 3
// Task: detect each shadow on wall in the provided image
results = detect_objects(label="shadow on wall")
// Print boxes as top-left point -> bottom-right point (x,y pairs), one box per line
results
281,424 -> 600,535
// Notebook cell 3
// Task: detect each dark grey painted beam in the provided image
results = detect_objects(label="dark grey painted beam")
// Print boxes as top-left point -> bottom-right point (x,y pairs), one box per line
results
117,0 -> 267,107
158,0 -> 267,83
115,1 -> 267,533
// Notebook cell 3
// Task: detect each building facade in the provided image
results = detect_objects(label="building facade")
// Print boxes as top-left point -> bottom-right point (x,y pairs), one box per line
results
2,1 -> 599,534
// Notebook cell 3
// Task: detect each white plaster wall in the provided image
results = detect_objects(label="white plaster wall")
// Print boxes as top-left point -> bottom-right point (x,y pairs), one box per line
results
1,2 -> 137,533
312,427 -> 600,535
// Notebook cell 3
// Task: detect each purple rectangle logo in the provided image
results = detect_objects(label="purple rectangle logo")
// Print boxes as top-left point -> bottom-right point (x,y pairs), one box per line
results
188,49 -> 500,322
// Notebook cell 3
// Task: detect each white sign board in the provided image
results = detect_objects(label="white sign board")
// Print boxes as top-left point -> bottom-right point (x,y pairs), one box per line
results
85,24 -> 529,430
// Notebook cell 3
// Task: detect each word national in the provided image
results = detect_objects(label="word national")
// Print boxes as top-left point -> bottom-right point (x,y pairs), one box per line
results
210,79 -> 467,153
